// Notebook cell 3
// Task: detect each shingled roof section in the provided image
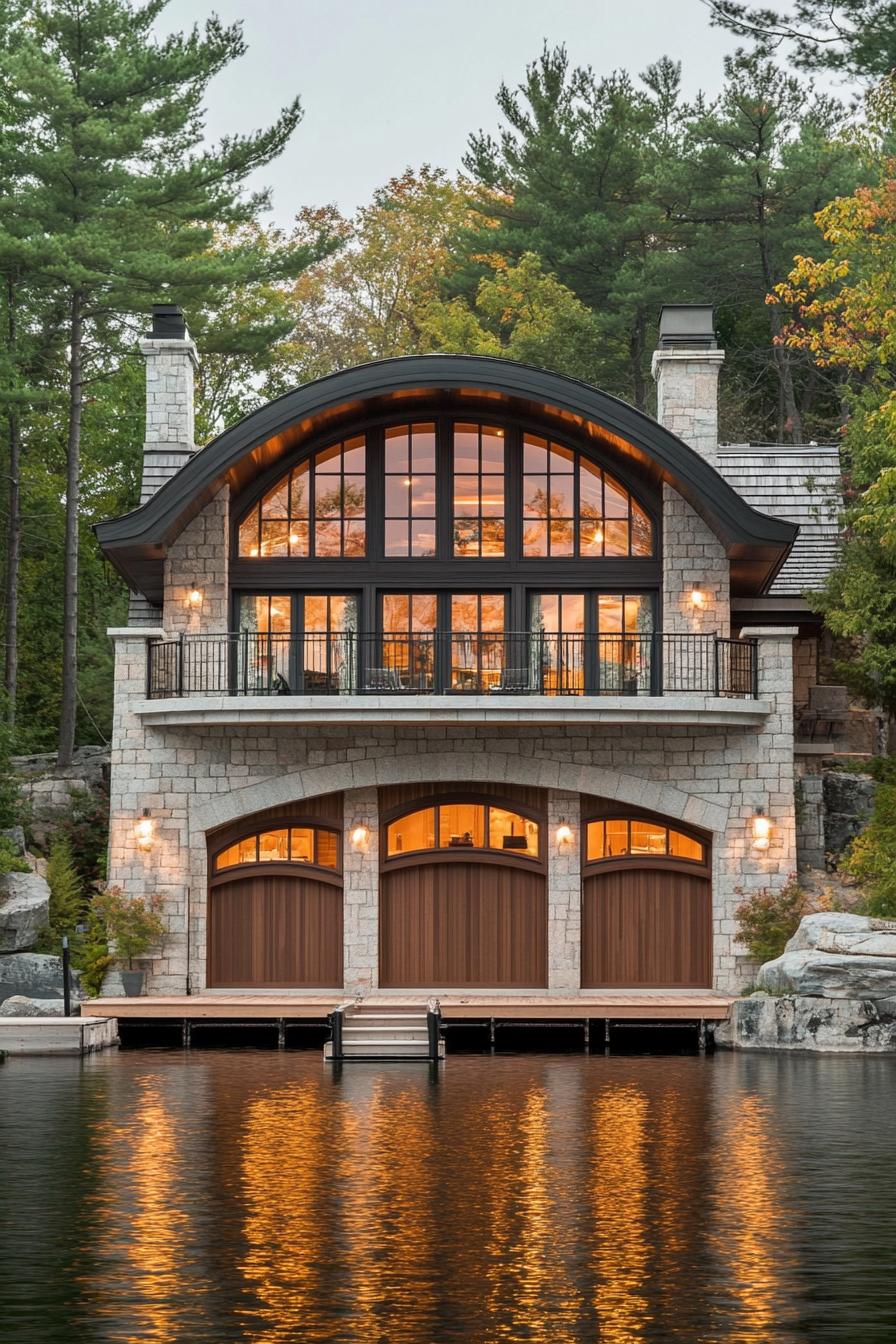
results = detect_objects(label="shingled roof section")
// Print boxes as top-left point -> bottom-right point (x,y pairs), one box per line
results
715,444 -> 843,597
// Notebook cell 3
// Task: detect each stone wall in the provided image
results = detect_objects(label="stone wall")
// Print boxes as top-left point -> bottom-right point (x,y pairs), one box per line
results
163,487 -> 230,638
662,486 -> 730,642
651,349 -> 724,467
106,631 -> 796,997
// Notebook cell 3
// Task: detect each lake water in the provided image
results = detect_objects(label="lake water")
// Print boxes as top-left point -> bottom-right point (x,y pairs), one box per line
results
1,1047 -> 894,1343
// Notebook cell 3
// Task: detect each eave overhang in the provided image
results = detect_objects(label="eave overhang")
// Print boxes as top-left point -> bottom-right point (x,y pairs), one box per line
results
95,354 -> 797,603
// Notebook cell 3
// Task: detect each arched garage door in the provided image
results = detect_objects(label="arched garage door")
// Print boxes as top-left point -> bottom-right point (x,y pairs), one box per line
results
379,796 -> 547,989
581,814 -> 712,989
207,821 -> 343,988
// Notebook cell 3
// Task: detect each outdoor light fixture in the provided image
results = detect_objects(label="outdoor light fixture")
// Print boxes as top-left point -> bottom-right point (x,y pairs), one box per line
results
134,809 -> 154,851
752,808 -> 771,851
187,583 -> 203,608
556,822 -> 573,848
351,824 -> 369,850
690,587 -> 706,609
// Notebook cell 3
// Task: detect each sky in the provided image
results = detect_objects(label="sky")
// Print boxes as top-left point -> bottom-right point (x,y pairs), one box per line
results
160,0 -> 746,224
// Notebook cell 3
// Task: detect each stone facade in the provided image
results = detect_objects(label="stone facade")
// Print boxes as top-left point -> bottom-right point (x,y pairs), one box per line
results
101,326 -> 802,1001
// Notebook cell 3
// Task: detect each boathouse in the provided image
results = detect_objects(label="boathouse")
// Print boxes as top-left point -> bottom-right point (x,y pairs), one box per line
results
95,304 -> 841,1002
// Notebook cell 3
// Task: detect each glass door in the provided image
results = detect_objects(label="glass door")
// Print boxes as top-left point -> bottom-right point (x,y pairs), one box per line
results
380,594 -> 437,691
530,593 -> 655,695
530,594 -> 585,695
237,594 -> 292,693
302,595 -> 358,693
596,594 -> 654,694
449,593 -> 506,692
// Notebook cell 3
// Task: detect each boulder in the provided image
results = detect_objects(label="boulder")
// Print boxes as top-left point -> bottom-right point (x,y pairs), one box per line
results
823,771 -> 876,856
815,925 -> 896,958
784,910 -> 871,952
758,949 -> 896,999
0,871 -> 50,952
716,993 -> 896,1053
0,995 -> 68,1018
0,952 -> 81,1003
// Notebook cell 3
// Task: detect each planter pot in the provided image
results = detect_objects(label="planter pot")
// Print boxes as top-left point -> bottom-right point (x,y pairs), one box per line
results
120,969 -> 145,997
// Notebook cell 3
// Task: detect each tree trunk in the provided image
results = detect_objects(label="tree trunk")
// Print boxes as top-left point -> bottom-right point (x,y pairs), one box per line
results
3,279 -> 20,726
768,300 -> 804,444
629,311 -> 647,412
3,410 -> 20,726
57,292 -> 83,768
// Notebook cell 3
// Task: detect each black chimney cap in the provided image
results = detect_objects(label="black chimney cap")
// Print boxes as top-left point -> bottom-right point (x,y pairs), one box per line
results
658,304 -> 716,350
151,303 -> 187,340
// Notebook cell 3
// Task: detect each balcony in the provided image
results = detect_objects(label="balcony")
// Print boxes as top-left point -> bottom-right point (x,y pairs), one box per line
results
134,632 -> 767,729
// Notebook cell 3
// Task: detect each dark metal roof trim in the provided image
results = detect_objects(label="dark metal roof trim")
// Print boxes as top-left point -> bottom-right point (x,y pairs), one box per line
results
95,354 -> 797,597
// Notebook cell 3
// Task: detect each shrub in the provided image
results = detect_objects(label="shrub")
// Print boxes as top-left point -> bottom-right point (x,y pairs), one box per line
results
735,876 -> 806,965
0,836 -> 29,874
44,838 -> 86,944
54,785 -> 109,884
92,887 -> 166,969
77,912 -> 115,999
842,782 -> 896,918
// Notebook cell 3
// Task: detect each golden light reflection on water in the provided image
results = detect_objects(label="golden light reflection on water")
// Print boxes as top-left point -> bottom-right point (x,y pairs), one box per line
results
591,1084 -> 651,1344
87,1075 -> 191,1344
711,1090 -> 801,1341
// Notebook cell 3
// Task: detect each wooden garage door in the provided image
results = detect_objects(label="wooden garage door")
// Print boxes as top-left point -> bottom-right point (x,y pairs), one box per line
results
208,874 -> 342,988
582,868 -> 712,988
380,862 -> 547,988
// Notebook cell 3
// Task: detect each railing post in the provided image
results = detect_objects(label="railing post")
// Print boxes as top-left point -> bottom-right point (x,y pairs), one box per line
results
330,1007 -> 343,1061
653,631 -> 662,696
713,638 -> 720,697
427,999 -> 441,1062
177,632 -> 185,697
751,639 -> 759,699
146,641 -> 154,699
241,627 -> 250,696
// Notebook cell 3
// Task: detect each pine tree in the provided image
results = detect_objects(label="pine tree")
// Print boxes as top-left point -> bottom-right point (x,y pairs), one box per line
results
0,0 -> 321,764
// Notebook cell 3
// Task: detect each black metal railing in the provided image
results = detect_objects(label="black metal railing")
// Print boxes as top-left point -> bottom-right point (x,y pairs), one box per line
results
146,631 -> 758,700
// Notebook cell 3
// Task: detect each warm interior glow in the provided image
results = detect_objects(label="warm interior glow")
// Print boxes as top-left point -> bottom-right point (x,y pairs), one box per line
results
215,825 -> 338,871
752,812 -> 771,850
135,813 -> 154,851
386,803 -> 539,858
586,817 -> 705,863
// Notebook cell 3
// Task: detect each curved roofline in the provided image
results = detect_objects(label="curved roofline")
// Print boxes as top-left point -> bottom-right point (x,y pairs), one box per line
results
96,354 -> 797,597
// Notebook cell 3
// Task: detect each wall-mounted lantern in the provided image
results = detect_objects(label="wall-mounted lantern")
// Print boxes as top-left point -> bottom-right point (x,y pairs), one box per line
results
187,583 -> 203,609
690,587 -> 706,609
350,823 -> 370,851
751,808 -> 771,851
555,821 -> 574,850
134,809 -> 154,851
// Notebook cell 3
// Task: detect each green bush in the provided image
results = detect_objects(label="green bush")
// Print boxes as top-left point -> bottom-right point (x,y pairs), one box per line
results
45,838 -> 85,942
77,912 -> 114,999
92,887 -> 166,969
735,876 -> 806,965
0,836 -> 29,874
842,782 -> 896,918
54,785 -> 109,884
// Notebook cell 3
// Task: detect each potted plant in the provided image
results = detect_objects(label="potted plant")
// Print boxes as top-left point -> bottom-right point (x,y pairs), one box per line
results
92,887 -> 166,996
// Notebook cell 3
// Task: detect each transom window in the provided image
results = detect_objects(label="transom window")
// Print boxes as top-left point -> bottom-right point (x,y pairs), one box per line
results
586,818 -> 705,864
453,423 -> 506,557
386,802 -> 540,859
238,435 -> 366,559
215,825 -> 340,872
384,423 -> 437,557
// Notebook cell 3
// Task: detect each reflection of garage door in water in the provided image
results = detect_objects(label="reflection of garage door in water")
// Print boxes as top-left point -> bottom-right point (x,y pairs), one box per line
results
581,815 -> 712,989
379,795 -> 547,989
206,822 -> 343,988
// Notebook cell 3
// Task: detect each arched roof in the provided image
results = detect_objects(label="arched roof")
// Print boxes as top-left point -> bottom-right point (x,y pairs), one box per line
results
95,353 -> 796,600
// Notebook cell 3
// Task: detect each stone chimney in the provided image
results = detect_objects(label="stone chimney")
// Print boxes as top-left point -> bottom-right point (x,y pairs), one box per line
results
138,303 -> 200,504
651,304 -> 724,465
128,304 -> 200,624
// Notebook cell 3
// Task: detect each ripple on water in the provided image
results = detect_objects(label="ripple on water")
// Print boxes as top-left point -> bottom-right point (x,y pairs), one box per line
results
0,1050 -> 894,1344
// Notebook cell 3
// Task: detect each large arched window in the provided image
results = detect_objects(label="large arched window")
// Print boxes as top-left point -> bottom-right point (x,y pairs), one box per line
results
234,419 -> 654,564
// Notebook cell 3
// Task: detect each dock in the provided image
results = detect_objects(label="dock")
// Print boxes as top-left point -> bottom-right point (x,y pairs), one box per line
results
79,991 -> 733,1051
0,1015 -> 118,1057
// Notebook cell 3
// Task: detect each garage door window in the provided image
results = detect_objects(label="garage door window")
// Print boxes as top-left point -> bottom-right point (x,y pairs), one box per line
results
386,803 -> 539,859
215,825 -> 340,873
586,818 -> 704,864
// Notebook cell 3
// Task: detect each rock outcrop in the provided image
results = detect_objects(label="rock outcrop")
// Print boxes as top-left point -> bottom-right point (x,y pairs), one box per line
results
758,913 -> 896,1000
720,911 -> 896,1052
823,771 -> 876,856
0,953 -> 81,1004
0,995 -> 68,1018
0,871 -> 51,952
716,994 -> 896,1053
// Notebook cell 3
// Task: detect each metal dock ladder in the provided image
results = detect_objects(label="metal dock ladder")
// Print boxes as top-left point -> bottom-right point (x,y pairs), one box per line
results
325,998 -> 444,1062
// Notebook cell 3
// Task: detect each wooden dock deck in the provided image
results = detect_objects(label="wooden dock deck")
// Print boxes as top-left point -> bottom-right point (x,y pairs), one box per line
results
81,991 -> 734,1023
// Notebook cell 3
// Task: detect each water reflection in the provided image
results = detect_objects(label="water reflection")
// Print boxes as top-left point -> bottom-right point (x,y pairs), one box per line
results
1,1051 -> 895,1344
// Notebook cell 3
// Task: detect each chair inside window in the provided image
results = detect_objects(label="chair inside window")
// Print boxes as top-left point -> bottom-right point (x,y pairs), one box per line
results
366,667 -> 406,692
490,667 -> 532,694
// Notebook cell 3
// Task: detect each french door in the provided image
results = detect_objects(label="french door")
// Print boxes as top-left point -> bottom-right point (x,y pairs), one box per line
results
530,592 -> 655,695
378,592 -> 507,692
